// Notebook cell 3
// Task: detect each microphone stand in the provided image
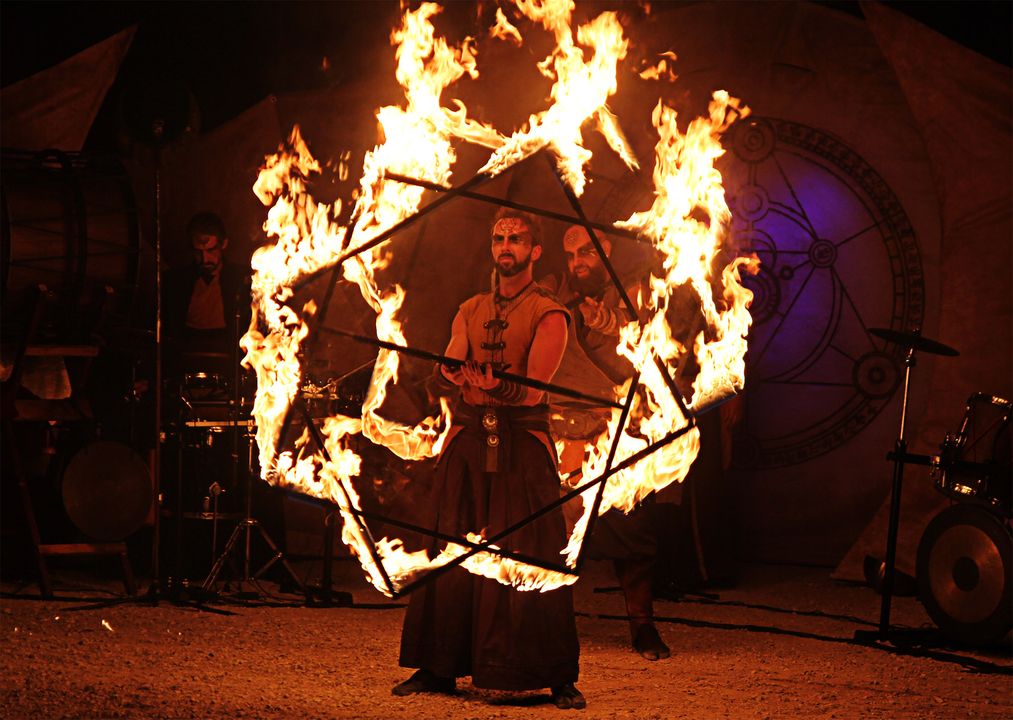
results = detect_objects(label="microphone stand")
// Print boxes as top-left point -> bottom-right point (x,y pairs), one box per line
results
149,119 -> 165,600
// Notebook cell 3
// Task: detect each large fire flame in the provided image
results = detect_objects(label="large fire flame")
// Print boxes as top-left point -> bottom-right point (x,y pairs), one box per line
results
242,1 -> 756,596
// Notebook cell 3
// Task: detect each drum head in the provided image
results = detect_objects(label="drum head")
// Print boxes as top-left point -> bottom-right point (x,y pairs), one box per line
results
916,503 -> 1012,645
62,441 -> 152,541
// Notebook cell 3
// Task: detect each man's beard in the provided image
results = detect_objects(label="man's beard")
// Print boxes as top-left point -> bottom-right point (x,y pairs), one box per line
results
198,263 -> 218,281
570,264 -> 608,295
496,254 -> 531,278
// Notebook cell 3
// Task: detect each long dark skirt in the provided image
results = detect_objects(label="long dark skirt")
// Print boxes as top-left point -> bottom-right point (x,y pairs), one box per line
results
398,428 -> 580,690
589,504 -> 658,560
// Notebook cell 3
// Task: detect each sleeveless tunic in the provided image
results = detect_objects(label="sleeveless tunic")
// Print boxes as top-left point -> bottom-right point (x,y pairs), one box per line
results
458,283 -> 569,406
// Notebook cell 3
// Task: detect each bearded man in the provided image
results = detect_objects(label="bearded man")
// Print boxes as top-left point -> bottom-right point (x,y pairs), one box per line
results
393,209 -> 585,710
539,225 -> 671,661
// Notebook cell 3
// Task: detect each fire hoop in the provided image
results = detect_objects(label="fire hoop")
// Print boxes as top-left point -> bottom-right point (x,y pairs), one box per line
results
240,2 -> 758,598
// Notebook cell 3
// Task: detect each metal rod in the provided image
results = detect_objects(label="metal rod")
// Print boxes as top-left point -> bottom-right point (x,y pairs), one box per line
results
319,326 -> 624,410
351,507 -> 572,575
877,348 -> 916,637
392,420 -> 698,597
298,404 -> 398,598
291,169 -> 497,293
654,354 -> 696,422
545,156 -> 695,423
549,155 -> 640,322
383,172 -> 644,244
574,372 -> 640,573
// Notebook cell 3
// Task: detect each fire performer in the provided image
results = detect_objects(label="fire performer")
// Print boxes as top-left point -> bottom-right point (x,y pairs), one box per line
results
539,225 -> 671,661
393,209 -> 585,710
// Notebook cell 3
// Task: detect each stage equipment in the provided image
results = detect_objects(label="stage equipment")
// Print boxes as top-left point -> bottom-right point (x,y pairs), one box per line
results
201,291 -> 304,599
909,392 -> 1011,645
867,328 -> 959,358
62,441 -> 152,541
932,393 -> 1011,516
300,358 -> 374,420
855,327 -> 960,643
1,149 -> 141,597
177,401 -> 247,578
916,503 -> 1011,645
1,149 -> 140,329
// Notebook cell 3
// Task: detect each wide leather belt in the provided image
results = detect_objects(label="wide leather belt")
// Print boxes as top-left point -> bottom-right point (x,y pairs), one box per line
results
454,404 -> 551,473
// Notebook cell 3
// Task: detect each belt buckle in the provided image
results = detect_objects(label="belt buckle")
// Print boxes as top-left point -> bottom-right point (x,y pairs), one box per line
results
481,411 -> 498,432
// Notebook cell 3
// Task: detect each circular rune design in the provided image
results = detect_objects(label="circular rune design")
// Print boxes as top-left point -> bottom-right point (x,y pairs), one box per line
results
722,117 -> 924,467
595,117 -> 925,468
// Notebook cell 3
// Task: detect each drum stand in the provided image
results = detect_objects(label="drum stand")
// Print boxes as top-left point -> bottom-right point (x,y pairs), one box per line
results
200,299 -> 305,599
199,430 -> 305,598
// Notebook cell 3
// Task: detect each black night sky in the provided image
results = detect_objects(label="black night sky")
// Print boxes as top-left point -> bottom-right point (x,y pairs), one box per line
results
2,1 -> 1010,147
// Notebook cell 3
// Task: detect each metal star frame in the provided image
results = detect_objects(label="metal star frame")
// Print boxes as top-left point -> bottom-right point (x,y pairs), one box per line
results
266,149 -> 727,599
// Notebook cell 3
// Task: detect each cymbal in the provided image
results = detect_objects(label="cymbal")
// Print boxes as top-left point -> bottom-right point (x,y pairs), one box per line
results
869,328 -> 959,356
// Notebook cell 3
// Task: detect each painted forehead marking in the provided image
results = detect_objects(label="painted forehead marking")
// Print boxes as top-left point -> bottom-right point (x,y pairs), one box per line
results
563,227 -> 591,251
492,218 -> 530,237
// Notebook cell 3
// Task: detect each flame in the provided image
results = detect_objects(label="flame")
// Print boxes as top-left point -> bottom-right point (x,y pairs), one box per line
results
243,1 -> 756,597
480,1 -> 638,193
562,91 -> 758,568
490,7 -> 524,46
639,52 -> 678,82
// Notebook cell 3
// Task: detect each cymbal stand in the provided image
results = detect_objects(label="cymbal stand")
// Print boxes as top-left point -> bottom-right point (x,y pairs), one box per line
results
201,296 -> 305,598
855,343 -> 917,641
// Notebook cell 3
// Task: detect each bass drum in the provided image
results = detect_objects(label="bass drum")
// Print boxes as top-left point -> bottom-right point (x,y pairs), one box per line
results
1,149 -> 141,337
917,503 -> 1012,646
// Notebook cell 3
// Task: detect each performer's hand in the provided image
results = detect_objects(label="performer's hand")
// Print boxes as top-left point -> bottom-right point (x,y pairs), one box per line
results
578,296 -> 603,326
440,363 -> 466,386
461,360 -> 499,391
720,394 -> 744,428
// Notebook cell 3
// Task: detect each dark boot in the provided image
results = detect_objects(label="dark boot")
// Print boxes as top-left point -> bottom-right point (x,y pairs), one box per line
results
632,623 -> 670,661
391,668 -> 456,696
551,682 -> 586,709
615,557 -> 670,660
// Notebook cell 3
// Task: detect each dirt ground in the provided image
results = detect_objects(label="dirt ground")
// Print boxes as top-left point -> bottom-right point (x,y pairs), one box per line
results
1,561 -> 1010,720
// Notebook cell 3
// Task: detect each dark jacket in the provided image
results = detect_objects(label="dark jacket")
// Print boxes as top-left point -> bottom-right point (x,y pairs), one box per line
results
162,261 -> 250,376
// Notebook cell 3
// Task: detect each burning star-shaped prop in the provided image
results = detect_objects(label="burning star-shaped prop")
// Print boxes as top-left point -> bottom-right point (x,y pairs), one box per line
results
241,0 -> 759,598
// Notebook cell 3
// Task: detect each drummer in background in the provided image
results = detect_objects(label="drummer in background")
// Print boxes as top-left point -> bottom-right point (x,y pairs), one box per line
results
163,212 -> 250,377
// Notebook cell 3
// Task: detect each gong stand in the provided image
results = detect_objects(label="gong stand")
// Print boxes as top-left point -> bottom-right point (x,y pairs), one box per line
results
262,149 -> 735,600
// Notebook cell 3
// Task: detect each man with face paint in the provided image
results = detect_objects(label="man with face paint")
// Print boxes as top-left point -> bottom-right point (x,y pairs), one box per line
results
540,225 -> 672,662
394,208 -> 585,710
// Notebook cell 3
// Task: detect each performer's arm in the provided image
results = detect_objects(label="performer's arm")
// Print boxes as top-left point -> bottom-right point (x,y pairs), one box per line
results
579,288 -> 637,337
439,309 -> 469,386
520,310 -> 568,405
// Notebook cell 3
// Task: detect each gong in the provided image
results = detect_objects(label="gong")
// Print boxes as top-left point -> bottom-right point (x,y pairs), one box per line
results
62,441 -> 152,542
916,503 -> 1012,645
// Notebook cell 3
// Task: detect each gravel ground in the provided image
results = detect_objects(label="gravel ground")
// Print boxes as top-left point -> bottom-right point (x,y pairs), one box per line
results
1,562 -> 1010,719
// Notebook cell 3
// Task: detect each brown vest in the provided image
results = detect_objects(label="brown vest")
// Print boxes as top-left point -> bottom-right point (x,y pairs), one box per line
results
458,283 -> 569,406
